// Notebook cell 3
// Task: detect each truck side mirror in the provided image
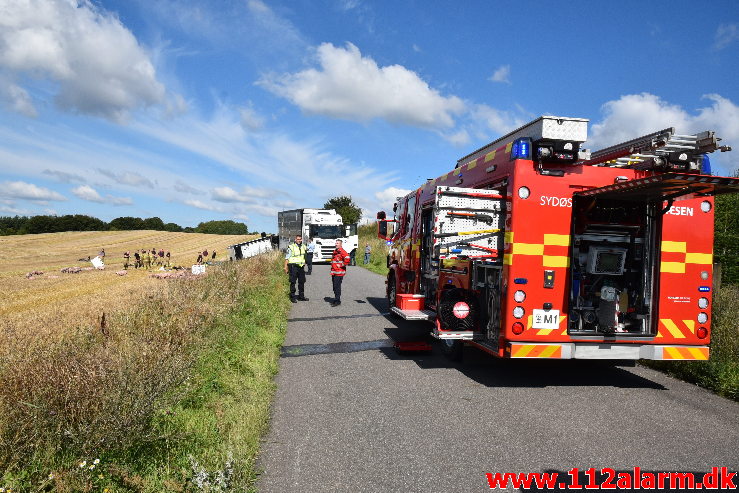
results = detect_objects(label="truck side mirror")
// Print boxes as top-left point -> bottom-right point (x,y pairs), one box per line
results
378,220 -> 388,239
376,211 -> 386,220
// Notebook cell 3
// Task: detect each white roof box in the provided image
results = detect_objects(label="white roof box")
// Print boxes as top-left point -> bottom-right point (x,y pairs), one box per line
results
458,116 -> 588,166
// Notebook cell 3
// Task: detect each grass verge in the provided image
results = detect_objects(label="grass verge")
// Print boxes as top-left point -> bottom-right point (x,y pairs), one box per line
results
642,284 -> 739,401
357,223 -> 389,277
0,252 -> 289,491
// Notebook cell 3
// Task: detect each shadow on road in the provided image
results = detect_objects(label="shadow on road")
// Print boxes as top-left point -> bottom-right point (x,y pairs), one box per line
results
281,339 -> 393,358
284,295 -> 666,390
380,342 -> 666,390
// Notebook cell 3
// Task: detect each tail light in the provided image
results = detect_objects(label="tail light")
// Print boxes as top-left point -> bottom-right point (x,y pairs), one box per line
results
697,327 -> 708,339
512,322 -> 524,335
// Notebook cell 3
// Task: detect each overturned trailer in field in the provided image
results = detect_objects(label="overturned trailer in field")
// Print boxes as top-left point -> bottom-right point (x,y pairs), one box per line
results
227,235 -> 277,261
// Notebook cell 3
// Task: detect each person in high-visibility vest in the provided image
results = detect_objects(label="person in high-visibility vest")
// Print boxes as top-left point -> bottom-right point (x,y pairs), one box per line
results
284,235 -> 309,303
329,239 -> 351,307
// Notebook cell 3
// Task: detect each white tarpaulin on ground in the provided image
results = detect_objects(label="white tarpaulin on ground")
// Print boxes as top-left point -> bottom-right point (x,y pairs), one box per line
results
91,256 -> 104,269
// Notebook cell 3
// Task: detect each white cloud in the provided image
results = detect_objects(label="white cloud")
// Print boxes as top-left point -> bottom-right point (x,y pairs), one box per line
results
212,186 -> 247,203
258,42 -> 465,128
71,184 -> 104,202
43,168 -> 86,183
375,186 -> 411,211
184,199 -> 222,211
714,23 -> 739,51
71,184 -> 132,205
1,180 -> 66,201
0,0 -> 165,120
466,104 -> 530,141
489,65 -> 511,84
589,93 -> 739,175
109,196 -> 133,206
174,180 -> 203,195
239,103 -> 264,131
97,168 -> 155,188
212,185 -> 289,220
443,128 -> 471,146
0,81 -> 36,117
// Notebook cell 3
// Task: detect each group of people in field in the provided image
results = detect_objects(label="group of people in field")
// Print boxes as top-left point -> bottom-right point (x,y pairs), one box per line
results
123,248 -> 172,270
195,249 -> 217,265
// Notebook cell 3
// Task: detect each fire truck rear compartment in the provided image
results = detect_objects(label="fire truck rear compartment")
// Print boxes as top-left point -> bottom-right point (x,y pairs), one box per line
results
568,197 -> 658,336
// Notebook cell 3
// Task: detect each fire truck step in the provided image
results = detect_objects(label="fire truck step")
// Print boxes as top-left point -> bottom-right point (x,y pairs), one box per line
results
390,307 -> 435,320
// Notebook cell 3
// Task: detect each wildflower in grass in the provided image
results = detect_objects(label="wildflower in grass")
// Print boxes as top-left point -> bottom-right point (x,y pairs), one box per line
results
48,473 -> 54,480
98,474 -> 104,479
89,464 -> 95,470
79,460 -> 87,468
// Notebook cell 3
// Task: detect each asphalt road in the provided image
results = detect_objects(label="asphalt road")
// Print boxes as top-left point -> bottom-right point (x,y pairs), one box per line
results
257,264 -> 739,492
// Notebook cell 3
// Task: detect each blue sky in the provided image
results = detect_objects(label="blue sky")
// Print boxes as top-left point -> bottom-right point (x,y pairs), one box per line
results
1,0 -> 738,232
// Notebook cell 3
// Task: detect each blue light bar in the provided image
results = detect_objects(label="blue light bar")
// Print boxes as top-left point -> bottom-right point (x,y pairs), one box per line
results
701,155 -> 711,175
510,138 -> 531,160
699,286 -> 711,292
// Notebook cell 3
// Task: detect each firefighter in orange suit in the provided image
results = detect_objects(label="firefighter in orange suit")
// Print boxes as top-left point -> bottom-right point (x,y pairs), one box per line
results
329,239 -> 351,307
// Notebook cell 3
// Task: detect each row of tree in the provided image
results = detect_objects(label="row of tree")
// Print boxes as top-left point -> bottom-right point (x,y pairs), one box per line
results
0,215 -> 250,236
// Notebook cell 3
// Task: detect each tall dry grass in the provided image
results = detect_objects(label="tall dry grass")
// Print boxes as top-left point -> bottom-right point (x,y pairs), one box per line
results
0,251 -> 279,484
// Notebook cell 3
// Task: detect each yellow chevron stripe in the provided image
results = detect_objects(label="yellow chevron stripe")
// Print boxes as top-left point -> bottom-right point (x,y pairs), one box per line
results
484,150 -> 496,162
505,142 -> 513,153
503,253 -> 513,265
544,234 -> 570,246
540,345 -> 560,358
661,261 -> 685,273
688,347 -> 708,360
543,255 -> 570,267
468,160 -> 477,169
504,231 -> 514,243
662,241 -> 686,253
514,344 -> 536,357
682,319 -> 695,335
663,346 -> 683,359
686,252 -> 712,264
454,169 -> 462,176
661,319 -> 686,339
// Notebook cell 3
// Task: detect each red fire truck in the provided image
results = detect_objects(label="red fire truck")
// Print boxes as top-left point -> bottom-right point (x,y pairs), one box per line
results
377,116 -> 737,361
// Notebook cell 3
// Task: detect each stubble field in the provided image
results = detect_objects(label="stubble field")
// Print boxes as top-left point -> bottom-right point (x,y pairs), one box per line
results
0,230 -> 255,336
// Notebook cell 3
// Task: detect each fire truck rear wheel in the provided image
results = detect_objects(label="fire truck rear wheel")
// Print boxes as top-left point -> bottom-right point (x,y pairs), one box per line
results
441,339 -> 464,362
387,276 -> 397,311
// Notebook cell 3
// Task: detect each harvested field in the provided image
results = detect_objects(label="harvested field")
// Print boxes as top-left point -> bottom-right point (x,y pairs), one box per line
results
0,230 -> 256,336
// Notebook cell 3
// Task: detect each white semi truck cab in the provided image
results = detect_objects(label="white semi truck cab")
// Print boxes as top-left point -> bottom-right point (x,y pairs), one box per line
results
278,208 -> 358,264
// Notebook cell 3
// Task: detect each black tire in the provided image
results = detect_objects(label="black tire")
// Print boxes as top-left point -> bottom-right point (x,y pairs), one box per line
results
441,339 -> 464,362
387,275 -> 397,309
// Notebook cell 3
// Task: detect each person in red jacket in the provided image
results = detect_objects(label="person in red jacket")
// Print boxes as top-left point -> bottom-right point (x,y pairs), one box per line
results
330,239 -> 351,307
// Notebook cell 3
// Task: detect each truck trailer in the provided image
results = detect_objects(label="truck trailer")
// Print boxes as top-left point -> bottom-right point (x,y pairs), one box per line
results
377,116 -> 738,362
278,208 -> 358,263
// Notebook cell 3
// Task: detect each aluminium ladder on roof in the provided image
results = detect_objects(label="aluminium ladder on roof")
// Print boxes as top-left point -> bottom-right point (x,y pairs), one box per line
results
580,128 -> 730,169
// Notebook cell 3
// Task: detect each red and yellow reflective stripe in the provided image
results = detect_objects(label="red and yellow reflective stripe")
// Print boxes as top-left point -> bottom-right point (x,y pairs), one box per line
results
656,319 -> 696,339
509,344 -> 562,358
662,346 -> 709,360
